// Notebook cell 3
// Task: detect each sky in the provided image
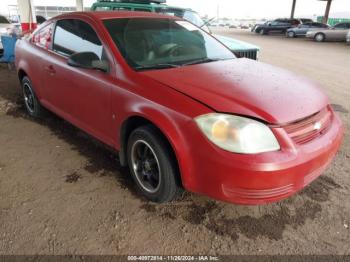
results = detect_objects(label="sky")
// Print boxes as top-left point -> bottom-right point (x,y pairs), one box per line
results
0,0 -> 349,19
166,0 -> 350,19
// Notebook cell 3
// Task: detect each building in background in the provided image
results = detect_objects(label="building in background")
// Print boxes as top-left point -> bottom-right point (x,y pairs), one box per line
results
2,2 -> 89,21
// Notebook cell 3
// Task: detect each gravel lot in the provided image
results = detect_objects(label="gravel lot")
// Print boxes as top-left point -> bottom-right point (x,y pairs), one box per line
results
0,29 -> 349,255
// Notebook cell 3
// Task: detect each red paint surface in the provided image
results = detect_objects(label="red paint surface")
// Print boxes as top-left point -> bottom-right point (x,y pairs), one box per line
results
15,12 -> 344,205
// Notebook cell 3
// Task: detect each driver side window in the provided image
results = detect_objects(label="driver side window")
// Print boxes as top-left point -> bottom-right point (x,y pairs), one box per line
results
334,23 -> 347,29
53,19 -> 106,61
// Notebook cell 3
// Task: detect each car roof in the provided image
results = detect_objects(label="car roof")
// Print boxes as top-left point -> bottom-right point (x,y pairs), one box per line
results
92,1 -> 192,12
53,11 -> 179,21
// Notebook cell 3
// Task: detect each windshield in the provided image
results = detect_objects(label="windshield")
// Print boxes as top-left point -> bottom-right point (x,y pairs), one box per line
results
155,8 -> 210,33
0,16 -> 10,24
103,18 -> 235,71
183,11 -> 210,33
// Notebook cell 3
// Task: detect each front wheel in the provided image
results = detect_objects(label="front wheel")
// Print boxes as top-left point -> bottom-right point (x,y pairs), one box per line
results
259,29 -> 266,35
314,33 -> 325,42
127,125 -> 182,203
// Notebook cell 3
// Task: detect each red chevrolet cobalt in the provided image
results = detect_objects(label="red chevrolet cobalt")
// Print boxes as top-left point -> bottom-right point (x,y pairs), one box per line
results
15,12 -> 343,205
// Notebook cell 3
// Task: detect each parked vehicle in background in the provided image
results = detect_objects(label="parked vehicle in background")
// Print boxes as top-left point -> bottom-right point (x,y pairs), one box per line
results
254,19 -> 298,35
299,18 -> 314,24
16,12 -> 343,205
251,21 -> 270,32
286,22 -> 329,38
8,15 -> 47,35
9,15 -> 47,25
254,18 -> 313,35
0,15 -> 13,53
346,30 -> 350,43
306,22 -> 350,42
91,0 -> 260,60
239,24 -> 250,29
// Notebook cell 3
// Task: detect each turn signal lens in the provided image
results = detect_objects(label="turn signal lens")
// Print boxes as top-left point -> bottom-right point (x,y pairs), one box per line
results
211,119 -> 229,141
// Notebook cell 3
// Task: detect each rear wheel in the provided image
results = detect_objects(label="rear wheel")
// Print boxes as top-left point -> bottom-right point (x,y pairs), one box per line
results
21,76 -> 44,118
315,33 -> 325,42
127,125 -> 182,203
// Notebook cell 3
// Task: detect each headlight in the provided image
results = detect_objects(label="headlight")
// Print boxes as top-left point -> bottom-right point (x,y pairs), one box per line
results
195,113 -> 280,154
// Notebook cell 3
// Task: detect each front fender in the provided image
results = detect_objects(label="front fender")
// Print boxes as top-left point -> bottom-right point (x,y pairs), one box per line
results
117,104 -> 197,189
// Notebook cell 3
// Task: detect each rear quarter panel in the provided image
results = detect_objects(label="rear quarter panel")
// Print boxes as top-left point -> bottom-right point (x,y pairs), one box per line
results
15,38 -> 45,99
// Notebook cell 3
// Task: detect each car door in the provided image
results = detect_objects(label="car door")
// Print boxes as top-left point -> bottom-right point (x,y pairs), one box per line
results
297,24 -> 310,35
328,23 -> 349,40
276,20 -> 291,33
43,18 -> 115,145
267,21 -> 280,33
27,22 -> 54,101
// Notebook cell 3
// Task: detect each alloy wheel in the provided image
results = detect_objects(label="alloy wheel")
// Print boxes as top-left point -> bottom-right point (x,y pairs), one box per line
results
131,140 -> 161,193
23,83 -> 35,113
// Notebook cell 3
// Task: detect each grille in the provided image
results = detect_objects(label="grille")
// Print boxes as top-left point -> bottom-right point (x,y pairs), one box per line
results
283,107 -> 332,145
236,49 -> 258,60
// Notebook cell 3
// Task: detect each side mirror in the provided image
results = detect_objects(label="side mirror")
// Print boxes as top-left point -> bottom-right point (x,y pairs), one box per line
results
67,52 -> 109,72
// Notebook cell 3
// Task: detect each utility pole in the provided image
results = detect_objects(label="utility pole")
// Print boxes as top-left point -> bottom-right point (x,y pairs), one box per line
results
76,0 -> 84,12
323,0 -> 332,24
290,0 -> 297,19
17,0 -> 37,33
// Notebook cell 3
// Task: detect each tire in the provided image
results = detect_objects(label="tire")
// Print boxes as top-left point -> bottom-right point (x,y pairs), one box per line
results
127,125 -> 182,203
314,33 -> 325,42
21,76 -> 44,118
259,29 -> 266,35
287,31 -> 295,38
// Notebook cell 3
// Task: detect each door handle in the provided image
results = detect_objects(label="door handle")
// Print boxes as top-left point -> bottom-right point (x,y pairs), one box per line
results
44,65 -> 56,75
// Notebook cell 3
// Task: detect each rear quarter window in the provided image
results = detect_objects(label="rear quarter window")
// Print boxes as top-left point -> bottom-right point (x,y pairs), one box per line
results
32,23 -> 53,50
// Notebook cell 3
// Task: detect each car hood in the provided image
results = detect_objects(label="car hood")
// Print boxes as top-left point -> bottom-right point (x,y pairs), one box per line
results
213,34 -> 260,51
142,59 -> 328,124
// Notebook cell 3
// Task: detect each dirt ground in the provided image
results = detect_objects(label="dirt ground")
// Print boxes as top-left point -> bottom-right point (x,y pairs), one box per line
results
0,29 -> 349,255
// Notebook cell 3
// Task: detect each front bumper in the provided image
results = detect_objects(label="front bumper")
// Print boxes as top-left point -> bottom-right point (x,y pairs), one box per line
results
184,111 -> 343,205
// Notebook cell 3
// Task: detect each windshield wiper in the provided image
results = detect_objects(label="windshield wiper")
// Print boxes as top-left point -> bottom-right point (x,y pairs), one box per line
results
135,63 -> 180,71
182,58 -> 221,66
135,59 -> 222,71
